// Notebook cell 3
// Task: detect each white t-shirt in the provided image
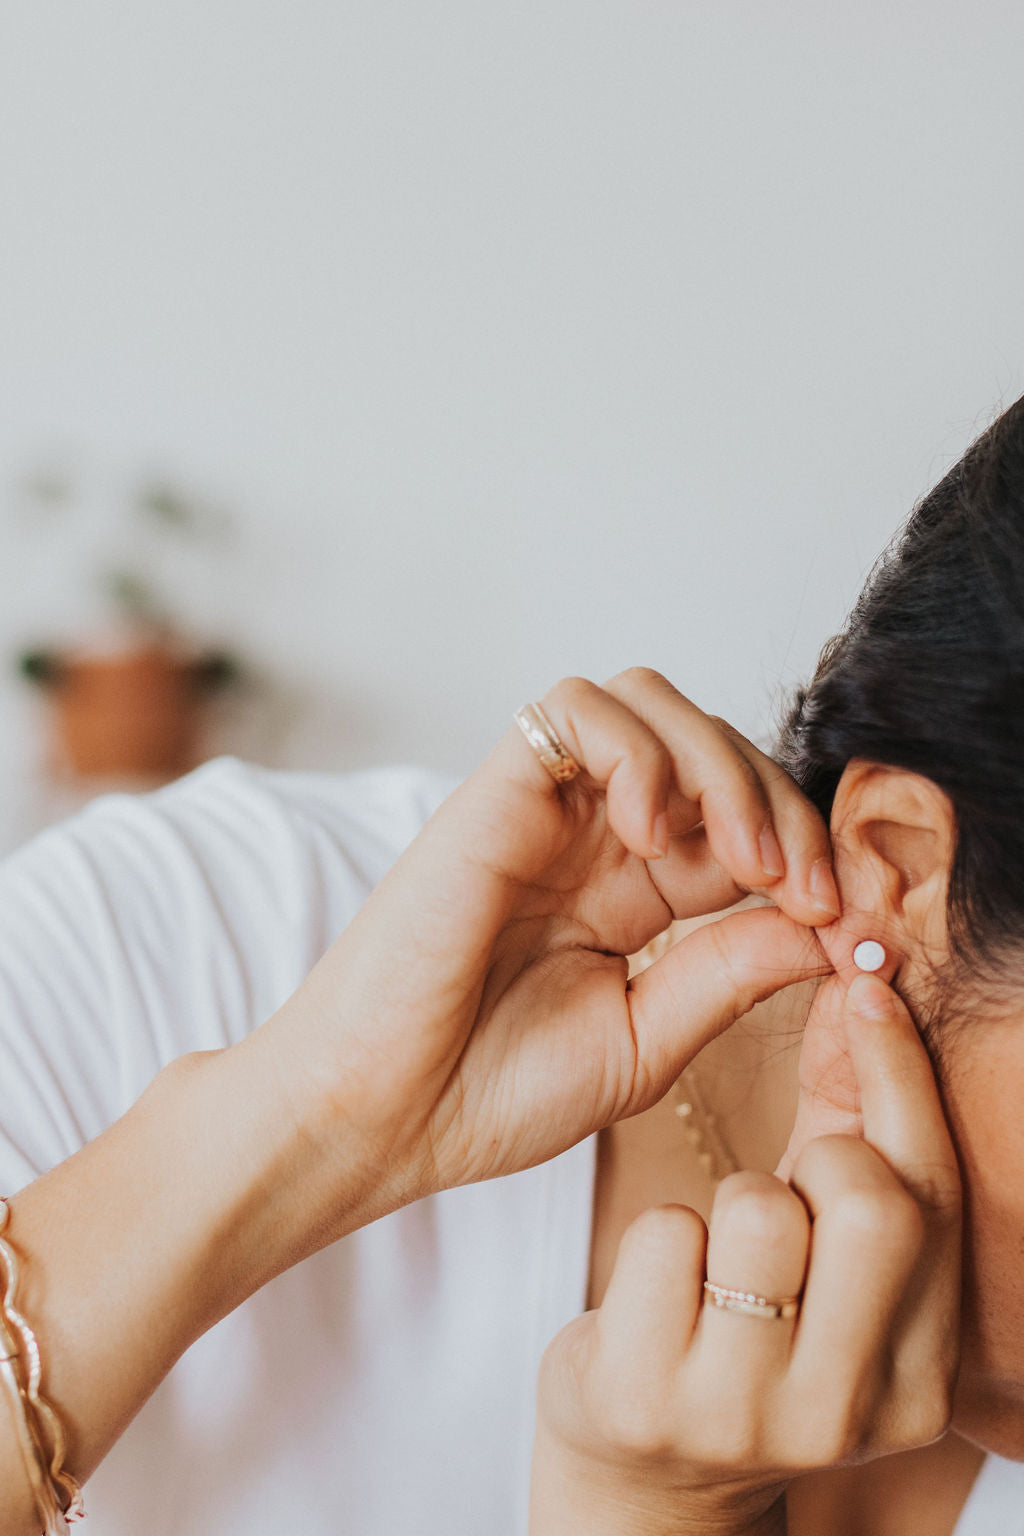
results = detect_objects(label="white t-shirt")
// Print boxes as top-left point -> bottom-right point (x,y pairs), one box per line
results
0,757 -> 1019,1535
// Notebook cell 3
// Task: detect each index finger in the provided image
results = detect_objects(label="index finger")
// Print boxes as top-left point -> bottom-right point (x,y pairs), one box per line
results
841,972 -> 961,1221
601,669 -> 840,927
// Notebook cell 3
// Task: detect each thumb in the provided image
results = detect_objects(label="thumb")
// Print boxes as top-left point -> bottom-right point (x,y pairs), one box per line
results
627,906 -> 829,1110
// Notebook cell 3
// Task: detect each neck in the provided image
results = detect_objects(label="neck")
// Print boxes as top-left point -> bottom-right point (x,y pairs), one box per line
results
686,974 -> 814,1187
587,967 -> 815,1310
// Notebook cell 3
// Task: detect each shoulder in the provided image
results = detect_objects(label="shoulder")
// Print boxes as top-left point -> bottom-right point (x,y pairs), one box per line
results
0,758 -> 459,1180
70,753 -> 455,877
0,755 -> 457,937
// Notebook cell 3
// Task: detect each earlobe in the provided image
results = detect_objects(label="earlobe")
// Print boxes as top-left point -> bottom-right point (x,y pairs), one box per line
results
814,916 -> 902,990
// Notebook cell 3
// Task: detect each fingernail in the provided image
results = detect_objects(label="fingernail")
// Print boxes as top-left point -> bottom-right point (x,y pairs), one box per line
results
650,812 -> 669,859
809,857 -> 841,919
758,823 -> 785,880
848,972 -> 892,1019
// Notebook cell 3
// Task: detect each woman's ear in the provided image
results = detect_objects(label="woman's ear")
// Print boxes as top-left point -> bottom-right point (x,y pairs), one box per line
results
817,760 -> 956,984
775,762 -> 957,1181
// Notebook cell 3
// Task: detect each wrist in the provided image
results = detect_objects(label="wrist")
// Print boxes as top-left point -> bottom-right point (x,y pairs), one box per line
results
0,1036 -> 389,1496
177,1033 -> 394,1321
530,1433 -> 787,1536
211,999 -> 431,1275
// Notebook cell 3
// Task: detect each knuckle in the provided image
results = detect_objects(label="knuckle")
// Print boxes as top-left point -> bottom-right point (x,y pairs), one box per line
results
709,712 -> 764,768
899,1396 -> 954,1450
712,1426 -> 761,1472
628,1202 -> 707,1252
703,716 -> 761,781
889,1367 -> 956,1450
590,1385 -> 675,1459
807,1417 -> 860,1466
910,1163 -> 963,1227
791,1131 -> 880,1184
704,730 -> 760,789
610,665 -> 672,693
790,1133 -> 852,1185
832,1185 -> 925,1248
548,675 -> 597,711
796,1388 -> 871,1466
731,751 -> 765,799
547,677 -> 598,755
630,736 -> 671,783
680,1393 -> 762,1469
537,1314 -> 592,1397
712,1171 -> 802,1245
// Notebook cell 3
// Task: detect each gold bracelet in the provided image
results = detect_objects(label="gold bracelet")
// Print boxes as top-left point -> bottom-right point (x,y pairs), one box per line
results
0,1198 -> 84,1529
0,1323 -> 66,1532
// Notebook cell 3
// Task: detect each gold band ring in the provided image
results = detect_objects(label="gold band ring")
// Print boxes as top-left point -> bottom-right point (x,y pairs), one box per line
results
513,702 -> 582,784
704,1281 -> 800,1321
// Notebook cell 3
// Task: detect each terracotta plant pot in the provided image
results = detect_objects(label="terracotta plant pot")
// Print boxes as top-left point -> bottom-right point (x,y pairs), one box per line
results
21,643 -> 239,781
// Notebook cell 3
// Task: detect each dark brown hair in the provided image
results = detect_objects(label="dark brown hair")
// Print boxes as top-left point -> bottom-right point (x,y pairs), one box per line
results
777,395 -> 1024,985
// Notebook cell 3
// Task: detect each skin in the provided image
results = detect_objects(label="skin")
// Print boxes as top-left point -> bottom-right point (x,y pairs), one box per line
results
532,755 -> 1024,1531
942,1017 -> 1024,1461
531,965 -> 963,1535
579,974 -> 991,1536
791,761 -> 1024,1466
0,668 -> 842,1535
0,669 -> 999,1533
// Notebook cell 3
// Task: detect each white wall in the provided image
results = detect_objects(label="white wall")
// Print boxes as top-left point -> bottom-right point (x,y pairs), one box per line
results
1,2 -> 1022,812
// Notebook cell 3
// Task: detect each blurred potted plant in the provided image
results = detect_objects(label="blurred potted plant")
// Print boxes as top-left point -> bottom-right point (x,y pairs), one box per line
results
14,470 -> 244,781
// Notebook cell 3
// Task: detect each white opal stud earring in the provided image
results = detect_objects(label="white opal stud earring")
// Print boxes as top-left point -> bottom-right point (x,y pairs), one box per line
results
853,940 -> 886,973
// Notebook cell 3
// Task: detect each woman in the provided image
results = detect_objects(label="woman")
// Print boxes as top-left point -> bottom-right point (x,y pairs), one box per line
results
530,398 -> 1024,1533
1,397 -> 1022,1533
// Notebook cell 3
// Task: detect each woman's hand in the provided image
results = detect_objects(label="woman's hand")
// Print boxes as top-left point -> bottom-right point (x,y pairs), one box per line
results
254,668 -> 837,1218
528,970 -> 962,1535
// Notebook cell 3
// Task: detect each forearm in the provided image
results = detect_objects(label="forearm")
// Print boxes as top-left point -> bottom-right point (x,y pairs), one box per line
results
0,1027 -> 378,1535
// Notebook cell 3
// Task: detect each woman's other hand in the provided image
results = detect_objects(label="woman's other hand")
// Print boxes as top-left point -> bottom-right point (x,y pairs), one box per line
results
527,971 -> 962,1535
255,668 -> 837,1218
